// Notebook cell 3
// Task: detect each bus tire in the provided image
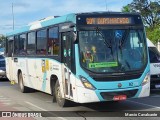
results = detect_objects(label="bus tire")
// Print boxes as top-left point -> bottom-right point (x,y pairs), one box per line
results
18,72 -> 30,93
55,80 -> 70,107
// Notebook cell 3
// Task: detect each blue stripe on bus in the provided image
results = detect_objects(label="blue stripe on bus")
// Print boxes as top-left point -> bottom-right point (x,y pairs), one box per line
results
42,71 -> 47,91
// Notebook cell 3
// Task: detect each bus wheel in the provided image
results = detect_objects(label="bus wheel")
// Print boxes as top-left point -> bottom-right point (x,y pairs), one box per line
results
55,80 -> 70,107
18,72 -> 29,93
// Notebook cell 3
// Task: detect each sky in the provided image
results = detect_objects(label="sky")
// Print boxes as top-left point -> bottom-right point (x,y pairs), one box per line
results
0,0 -> 133,35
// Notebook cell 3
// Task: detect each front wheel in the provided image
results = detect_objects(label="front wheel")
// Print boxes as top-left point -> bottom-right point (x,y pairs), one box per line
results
18,72 -> 31,93
55,80 -> 71,107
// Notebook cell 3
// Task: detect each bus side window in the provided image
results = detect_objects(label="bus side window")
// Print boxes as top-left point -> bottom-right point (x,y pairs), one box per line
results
7,37 -> 14,57
5,38 -> 8,56
48,27 -> 59,56
27,32 -> 36,55
19,34 -> 27,55
14,35 -> 19,55
37,29 -> 47,55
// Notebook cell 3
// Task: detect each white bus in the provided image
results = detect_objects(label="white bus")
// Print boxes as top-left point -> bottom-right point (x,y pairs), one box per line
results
147,39 -> 160,89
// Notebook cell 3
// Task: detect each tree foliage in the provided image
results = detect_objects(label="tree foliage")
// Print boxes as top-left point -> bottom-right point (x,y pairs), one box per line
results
0,35 -> 6,48
122,0 -> 160,43
146,26 -> 160,43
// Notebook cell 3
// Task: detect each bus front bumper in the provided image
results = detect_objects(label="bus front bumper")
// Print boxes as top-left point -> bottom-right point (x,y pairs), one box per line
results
76,82 -> 150,103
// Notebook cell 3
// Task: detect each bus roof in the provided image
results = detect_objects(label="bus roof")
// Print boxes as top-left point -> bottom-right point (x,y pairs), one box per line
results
6,12 -> 141,36
6,13 -> 76,36
76,11 -> 141,16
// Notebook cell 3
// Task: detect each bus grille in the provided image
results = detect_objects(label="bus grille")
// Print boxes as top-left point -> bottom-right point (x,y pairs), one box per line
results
92,73 -> 142,81
100,89 -> 138,101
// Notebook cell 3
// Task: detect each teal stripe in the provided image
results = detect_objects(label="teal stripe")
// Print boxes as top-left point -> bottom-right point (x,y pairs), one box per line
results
42,72 -> 47,91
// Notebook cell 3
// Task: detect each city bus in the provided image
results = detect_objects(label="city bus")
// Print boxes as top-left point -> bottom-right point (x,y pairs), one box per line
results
5,12 -> 150,107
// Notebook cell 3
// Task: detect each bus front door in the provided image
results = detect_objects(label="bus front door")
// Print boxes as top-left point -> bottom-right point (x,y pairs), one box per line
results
62,32 -> 73,99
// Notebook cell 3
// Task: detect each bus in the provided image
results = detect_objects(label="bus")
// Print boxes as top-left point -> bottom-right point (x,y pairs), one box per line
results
147,39 -> 160,89
5,12 -> 150,107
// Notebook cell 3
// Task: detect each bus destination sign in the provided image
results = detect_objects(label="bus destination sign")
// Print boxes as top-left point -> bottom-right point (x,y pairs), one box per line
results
86,17 -> 131,25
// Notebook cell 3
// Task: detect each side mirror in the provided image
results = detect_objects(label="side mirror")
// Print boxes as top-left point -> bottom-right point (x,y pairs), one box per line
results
71,31 -> 77,43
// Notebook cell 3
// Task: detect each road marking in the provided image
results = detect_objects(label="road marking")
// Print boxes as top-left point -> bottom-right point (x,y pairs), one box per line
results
45,101 -> 52,103
4,103 -> 11,105
0,97 -> 8,100
0,99 -> 11,102
25,101 -> 67,120
127,100 -> 160,110
25,101 -> 47,111
150,95 -> 160,98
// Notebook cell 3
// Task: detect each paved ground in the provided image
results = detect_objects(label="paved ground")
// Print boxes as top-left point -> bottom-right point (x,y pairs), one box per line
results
0,78 -> 160,120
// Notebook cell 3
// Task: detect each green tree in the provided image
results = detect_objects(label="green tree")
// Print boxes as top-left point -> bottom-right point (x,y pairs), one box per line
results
122,0 -> 160,42
146,26 -> 160,43
0,35 -> 6,48
122,5 -> 131,12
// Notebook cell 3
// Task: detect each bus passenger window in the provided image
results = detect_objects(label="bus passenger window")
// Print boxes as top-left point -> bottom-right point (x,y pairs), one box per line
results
37,29 -> 47,55
19,34 -> 27,55
27,32 -> 36,55
7,37 -> 14,57
48,27 -> 59,56
14,36 -> 19,55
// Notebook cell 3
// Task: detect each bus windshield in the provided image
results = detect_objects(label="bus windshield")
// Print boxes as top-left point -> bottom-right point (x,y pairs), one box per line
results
79,29 -> 147,73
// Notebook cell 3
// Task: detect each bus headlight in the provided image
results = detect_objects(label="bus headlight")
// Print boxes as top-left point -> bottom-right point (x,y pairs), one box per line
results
141,73 -> 150,86
79,76 -> 96,90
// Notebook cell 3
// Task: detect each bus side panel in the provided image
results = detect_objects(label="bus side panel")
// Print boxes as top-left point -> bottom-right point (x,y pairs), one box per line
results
25,58 -> 38,89
61,64 -> 77,101
5,57 -> 12,80
34,58 -> 63,95
12,58 -> 19,83
16,58 -> 38,89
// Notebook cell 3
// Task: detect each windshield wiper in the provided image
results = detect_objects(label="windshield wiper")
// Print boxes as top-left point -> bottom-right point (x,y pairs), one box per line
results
125,60 -> 131,70
118,29 -> 130,58
95,27 -> 114,60
119,29 -> 130,49
104,38 -> 114,60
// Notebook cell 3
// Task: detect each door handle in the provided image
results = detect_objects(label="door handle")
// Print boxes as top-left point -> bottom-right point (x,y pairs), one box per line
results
14,58 -> 18,62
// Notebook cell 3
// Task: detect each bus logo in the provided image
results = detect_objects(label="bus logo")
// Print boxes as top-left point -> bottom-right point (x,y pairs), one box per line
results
118,83 -> 122,88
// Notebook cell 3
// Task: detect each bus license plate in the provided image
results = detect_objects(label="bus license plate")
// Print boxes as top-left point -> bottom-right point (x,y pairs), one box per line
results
155,85 -> 160,89
113,95 -> 127,101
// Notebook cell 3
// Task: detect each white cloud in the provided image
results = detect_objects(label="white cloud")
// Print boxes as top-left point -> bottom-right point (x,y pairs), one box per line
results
0,0 -> 132,34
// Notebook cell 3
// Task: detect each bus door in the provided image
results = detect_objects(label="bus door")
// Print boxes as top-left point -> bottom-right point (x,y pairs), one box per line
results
7,39 -> 14,80
62,32 -> 73,99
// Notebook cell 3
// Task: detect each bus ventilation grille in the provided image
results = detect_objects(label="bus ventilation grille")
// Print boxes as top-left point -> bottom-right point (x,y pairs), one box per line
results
100,89 -> 138,101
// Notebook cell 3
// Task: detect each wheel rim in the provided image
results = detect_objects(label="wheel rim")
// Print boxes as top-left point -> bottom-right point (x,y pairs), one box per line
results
56,86 -> 62,103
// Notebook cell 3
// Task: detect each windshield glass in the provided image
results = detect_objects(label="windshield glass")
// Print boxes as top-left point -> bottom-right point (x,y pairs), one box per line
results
79,29 -> 147,73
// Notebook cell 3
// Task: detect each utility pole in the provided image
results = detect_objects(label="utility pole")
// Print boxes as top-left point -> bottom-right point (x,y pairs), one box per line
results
105,0 -> 107,11
12,3 -> 14,30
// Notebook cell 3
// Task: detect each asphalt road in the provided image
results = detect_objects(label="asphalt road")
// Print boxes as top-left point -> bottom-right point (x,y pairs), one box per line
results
0,78 -> 160,120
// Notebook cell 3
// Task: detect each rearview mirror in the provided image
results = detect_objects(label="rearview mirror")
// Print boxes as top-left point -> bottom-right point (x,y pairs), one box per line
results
71,31 -> 77,43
